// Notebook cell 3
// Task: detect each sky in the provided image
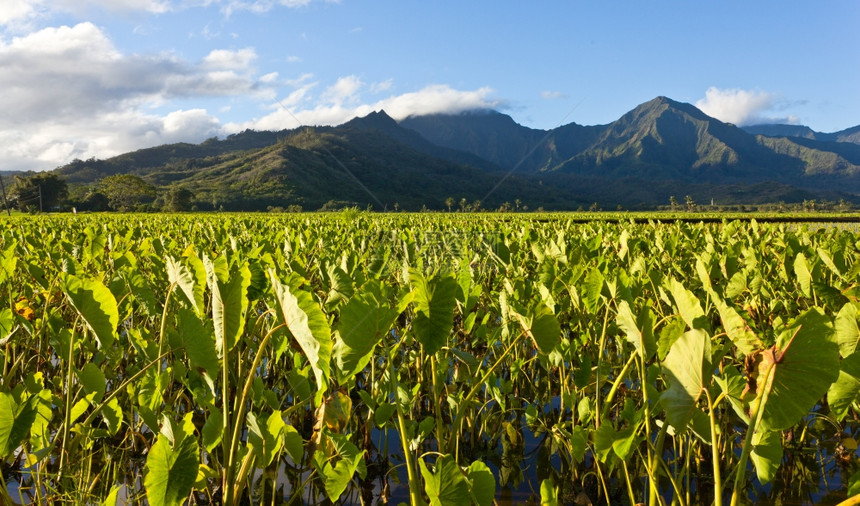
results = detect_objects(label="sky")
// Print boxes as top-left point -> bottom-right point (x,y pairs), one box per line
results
1,0 -> 858,172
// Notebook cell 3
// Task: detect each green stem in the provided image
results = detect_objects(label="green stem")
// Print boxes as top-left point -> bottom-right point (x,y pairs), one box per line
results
594,304 -> 611,429
225,323 -> 285,506
622,459 -> 636,506
391,340 -> 424,505
730,361 -> 774,506
705,388 -> 723,506
68,350 -> 172,452
430,356 -> 445,451
447,329 -> 526,455
649,422 -> 669,506
396,407 -> 425,506
221,335 -> 233,505
58,318 -> 78,476
599,351 -> 637,420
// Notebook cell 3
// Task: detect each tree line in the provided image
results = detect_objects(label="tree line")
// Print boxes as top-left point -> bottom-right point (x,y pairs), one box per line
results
2,172 -> 195,213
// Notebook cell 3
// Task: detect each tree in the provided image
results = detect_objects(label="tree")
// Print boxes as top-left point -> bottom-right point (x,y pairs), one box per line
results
99,174 -> 156,211
11,172 -> 68,212
445,197 -> 455,212
685,195 -> 696,212
669,195 -> 679,211
164,187 -> 195,212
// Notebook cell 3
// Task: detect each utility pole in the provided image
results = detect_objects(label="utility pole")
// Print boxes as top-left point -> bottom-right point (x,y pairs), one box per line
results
0,174 -> 10,216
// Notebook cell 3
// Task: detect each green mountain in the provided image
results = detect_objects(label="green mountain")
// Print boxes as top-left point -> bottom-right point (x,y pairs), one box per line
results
401,96 -> 860,195
743,123 -> 860,144
56,115 -> 584,211
51,96 -> 860,210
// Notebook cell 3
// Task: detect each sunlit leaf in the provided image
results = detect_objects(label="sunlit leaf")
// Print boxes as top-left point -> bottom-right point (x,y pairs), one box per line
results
60,273 -> 118,349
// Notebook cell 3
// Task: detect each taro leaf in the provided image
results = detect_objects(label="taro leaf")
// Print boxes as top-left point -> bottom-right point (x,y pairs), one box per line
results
102,398 -> 123,436
176,308 -> 219,377
78,362 -> 106,404
324,264 -> 354,311
713,297 -> 761,356
835,303 -> 860,357
0,308 -> 16,344
313,430 -> 366,501
540,479 -> 559,506
419,454 -> 471,506
0,391 -> 36,458
581,268 -> 605,314
166,254 -> 206,316
592,423 -> 615,463
759,308 -> 839,431
751,429 -> 783,485
661,328 -> 711,433
201,409 -> 222,453
669,278 -> 708,331
247,411 -> 285,467
373,403 -> 396,427
270,271 -> 331,397
333,281 -> 398,382
467,461 -> 496,506
410,269 -> 458,355
848,468 -> 860,497
827,350 -> 860,421
101,484 -> 120,506
569,426 -> 588,463
716,364 -> 750,425
144,417 -> 199,506
283,425 -> 304,464
60,273 -> 118,349
657,316 -> 686,361
616,300 -> 656,360
206,258 -> 250,358
612,426 -> 643,460
0,245 -> 16,286
126,270 -> 159,317
513,303 -> 561,355
794,253 -> 812,299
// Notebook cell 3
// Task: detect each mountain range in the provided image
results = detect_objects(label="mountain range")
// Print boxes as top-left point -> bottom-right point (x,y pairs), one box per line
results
48,96 -> 860,211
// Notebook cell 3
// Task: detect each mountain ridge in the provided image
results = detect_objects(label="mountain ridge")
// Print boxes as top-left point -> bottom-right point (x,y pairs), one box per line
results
48,96 -> 860,210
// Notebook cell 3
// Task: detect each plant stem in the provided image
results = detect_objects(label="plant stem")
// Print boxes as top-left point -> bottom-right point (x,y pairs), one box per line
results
225,323 -> 285,506
649,422 -> 668,506
730,361 -> 774,506
58,319 -> 78,477
447,329 -> 526,455
705,388 -> 722,506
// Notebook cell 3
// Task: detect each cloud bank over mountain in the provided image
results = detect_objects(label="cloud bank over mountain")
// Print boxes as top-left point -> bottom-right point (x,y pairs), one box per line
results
695,87 -> 800,126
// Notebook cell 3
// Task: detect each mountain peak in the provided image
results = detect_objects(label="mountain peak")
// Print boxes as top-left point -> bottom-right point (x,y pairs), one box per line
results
345,110 -> 398,130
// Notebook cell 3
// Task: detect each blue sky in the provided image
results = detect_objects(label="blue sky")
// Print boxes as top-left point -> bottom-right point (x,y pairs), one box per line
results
1,0 -> 858,171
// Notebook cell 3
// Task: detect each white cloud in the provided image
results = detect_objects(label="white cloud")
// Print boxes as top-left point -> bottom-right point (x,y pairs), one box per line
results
0,22 -> 276,170
320,75 -> 363,105
0,0 -> 171,27
227,82 -> 498,132
541,90 -> 567,100
0,0 -> 36,26
377,85 -> 498,120
695,87 -> 799,126
370,79 -> 393,94
221,0 -> 332,15
202,47 -> 256,70
1,0 -> 330,27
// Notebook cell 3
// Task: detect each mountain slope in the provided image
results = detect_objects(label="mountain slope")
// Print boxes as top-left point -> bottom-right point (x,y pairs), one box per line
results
53,96 -> 860,210
742,123 -> 860,144
57,119 -> 585,211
